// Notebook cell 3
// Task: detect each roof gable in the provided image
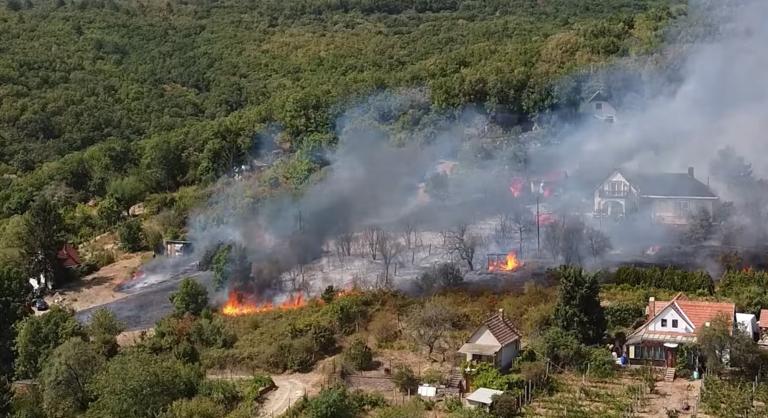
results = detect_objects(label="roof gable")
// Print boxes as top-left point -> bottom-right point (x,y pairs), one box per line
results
588,90 -> 610,103
467,325 -> 500,346
630,294 -> 735,341
656,301 -> 696,331
650,296 -> 735,332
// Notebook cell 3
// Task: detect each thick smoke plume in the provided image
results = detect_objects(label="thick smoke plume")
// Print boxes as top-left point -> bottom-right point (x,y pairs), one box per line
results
180,0 -> 768,299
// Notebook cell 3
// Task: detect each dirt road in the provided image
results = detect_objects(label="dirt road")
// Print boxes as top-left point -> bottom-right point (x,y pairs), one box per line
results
259,373 -> 323,417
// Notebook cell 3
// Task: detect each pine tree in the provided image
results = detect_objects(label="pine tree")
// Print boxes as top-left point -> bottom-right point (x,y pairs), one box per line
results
552,266 -> 606,345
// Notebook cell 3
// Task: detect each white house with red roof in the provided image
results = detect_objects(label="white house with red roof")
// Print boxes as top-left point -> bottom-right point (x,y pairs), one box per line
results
458,309 -> 521,371
625,293 -> 735,369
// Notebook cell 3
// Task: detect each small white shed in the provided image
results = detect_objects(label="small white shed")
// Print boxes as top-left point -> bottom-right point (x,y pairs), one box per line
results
465,387 -> 504,410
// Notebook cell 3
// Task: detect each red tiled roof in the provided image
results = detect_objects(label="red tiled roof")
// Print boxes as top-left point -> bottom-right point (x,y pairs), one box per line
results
57,244 -> 81,268
760,309 -> 768,328
484,312 -> 521,346
649,294 -> 734,333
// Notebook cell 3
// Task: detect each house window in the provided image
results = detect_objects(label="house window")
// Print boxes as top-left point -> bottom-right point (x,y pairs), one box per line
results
672,319 -> 679,328
674,201 -> 691,217
661,319 -> 667,327
595,102 -> 603,111
607,181 -> 626,196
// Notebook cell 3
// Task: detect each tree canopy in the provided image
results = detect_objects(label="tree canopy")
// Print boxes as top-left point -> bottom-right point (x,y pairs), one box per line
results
0,0 -> 683,230
86,351 -> 201,418
552,266 -> 606,345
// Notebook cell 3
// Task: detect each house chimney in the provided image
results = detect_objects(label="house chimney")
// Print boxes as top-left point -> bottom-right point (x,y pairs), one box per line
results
649,297 -> 655,317
498,308 -> 504,317
688,167 -> 694,178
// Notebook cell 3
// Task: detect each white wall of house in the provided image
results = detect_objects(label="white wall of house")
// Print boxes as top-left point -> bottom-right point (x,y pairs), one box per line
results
581,100 -> 617,122
648,305 -> 693,333
594,172 -> 635,214
649,198 -> 715,225
499,341 -> 520,370
468,326 -> 501,347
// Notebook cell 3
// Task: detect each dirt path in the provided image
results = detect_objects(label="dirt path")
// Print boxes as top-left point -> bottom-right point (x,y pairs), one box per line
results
259,373 -> 323,417
205,370 -> 324,417
45,251 -> 150,311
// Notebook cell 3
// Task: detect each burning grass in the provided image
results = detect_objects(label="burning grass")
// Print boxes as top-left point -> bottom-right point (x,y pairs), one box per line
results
488,252 -> 522,272
220,287 -> 359,317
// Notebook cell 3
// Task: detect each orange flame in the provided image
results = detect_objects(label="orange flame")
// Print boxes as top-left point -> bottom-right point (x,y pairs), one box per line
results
221,291 -> 305,316
220,286 -> 357,317
488,252 -> 521,272
509,177 -> 525,198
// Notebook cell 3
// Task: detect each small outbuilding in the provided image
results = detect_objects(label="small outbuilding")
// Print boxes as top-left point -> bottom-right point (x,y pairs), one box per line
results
465,387 -> 504,410
458,309 -> 521,371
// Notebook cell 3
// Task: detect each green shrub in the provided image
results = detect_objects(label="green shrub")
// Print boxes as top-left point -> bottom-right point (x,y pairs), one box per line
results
162,397 -> 225,418
583,347 -> 616,378
604,301 -> 645,330
244,374 -> 275,401
117,219 -> 145,252
392,366 -> 419,394
535,328 -> 587,370
421,368 -> 443,385
169,278 -> 208,316
490,392 -> 521,418
343,339 -> 374,371
375,398 -> 426,418
197,380 -> 241,410
304,386 -> 358,418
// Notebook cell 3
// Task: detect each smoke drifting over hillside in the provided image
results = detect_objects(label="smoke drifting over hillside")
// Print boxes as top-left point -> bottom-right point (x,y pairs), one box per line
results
549,0 -> 768,186
182,0 -> 768,297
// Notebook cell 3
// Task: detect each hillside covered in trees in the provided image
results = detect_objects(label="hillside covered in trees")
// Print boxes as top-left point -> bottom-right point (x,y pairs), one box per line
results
0,0 -> 683,225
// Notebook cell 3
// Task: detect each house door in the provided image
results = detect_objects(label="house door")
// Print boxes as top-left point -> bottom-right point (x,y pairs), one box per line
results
665,348 -> 676,368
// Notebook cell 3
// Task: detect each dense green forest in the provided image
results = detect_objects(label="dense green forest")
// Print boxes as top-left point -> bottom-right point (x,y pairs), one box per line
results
0,0 -> 688,279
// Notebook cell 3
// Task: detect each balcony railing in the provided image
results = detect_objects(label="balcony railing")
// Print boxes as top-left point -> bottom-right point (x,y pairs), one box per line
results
599,190 -> 630,198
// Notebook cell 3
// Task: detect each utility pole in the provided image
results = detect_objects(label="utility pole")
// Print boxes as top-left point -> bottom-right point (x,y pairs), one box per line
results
536,194 -> 541,258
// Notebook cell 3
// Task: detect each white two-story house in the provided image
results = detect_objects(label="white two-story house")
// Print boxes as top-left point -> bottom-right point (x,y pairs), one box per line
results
594,167 -> 719,225
625,293 -> 735,371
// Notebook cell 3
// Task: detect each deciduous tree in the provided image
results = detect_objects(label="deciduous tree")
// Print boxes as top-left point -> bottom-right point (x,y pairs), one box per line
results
87,308 -> 125,358
87,351 -> 201,418
14,305 -> 84,379
445,224 -> 479,271
406,300 -> 456,358
39,338 -> 105,418
584,226 -> 612,262
170,278 -> 209,317
0,266 -> 31,374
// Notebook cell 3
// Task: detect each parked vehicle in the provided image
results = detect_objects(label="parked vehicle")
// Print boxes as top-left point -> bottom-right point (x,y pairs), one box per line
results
33,298 -> 49,311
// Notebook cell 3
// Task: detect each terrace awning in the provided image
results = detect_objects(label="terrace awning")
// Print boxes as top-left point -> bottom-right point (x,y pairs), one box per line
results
626,332 -> 696,346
